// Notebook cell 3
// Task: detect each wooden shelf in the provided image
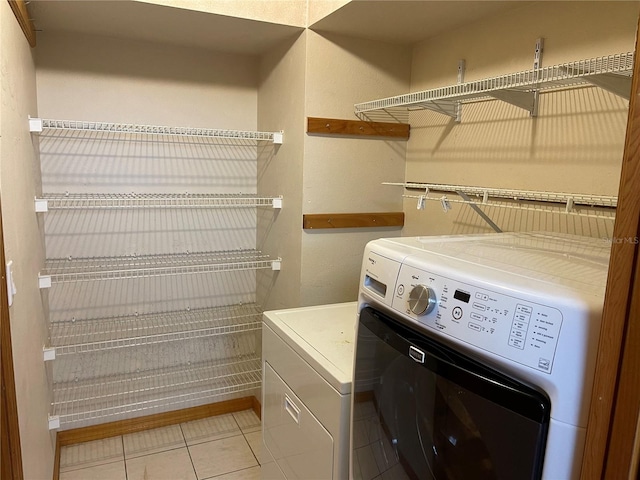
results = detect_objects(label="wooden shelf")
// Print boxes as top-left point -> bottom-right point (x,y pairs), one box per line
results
306,117 -> 410,139
303,212 -> 404,230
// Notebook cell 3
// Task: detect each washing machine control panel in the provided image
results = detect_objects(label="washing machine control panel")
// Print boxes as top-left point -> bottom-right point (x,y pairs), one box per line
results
391,263 -> 563,374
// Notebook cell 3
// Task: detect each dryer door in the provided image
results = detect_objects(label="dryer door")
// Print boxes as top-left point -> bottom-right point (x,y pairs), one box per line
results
351,307 -> 551,480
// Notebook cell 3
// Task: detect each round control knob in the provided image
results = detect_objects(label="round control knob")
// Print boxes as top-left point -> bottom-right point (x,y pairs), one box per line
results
408,285 -> 437,315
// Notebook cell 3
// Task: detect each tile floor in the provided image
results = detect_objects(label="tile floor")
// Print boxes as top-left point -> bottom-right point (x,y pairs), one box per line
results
59,409 -> 262,480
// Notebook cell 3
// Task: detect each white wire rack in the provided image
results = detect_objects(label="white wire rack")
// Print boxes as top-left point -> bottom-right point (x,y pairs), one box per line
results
35,193 -> 283,211
29,117 -> 284,144
50,303 -> 262,356
355,52 -> 634,122
51,355 -> 261,428
40,250 -> 281,285
390,182 -> 617,221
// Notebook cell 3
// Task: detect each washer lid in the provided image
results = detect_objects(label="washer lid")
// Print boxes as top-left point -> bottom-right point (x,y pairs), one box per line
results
263,302 -> 357,394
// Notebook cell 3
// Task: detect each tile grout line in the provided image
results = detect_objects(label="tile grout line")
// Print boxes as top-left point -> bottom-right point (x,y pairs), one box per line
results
180,422 -> 200,480
121,435 -> 129,480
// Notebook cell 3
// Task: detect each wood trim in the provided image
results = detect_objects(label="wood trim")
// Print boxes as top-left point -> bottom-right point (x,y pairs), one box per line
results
307,117 -> 410,139
51,435 -> 60,480
581,14 -> 640,479
0,198 -> 24,479
606,249 -> 640,478
7,0 -> 36,47
57,396 -> 255,446
303,212 -> 404,230
252,396 -> 261,420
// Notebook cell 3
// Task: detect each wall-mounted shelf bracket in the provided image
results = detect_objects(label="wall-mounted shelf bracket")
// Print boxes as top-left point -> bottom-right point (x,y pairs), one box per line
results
43,346 -> 56,362
565,70 -> 632,100
456,60 -> 466,122
48,415 -> 60,430
38,274 -> 51,289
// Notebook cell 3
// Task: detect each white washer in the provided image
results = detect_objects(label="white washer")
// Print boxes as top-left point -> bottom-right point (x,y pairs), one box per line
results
355,232 -> 610,479
262,302 -> 357,480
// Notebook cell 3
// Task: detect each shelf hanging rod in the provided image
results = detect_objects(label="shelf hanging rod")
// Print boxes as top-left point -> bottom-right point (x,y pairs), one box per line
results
403,194 -> 616,221
385,182 -> 617,208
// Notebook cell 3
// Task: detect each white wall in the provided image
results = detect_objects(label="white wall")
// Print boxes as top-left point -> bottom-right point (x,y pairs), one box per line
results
403,1 -> 639,238
0,2 -> 54,478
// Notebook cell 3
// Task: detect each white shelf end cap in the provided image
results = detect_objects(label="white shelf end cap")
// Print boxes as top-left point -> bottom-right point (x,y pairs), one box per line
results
35,198 -> 49,213
272,197 -> 283,209
29,116 -> 43,133
271,259 -> 282,271
38,274 -> 52,289
48,415 -> 60,430
273,131 -> 283,144
43,346 -> 56,362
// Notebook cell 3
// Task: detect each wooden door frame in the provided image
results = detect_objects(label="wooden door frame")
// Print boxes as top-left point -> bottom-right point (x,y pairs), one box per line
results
581,15 -> 640,480
0,198 -> 24,479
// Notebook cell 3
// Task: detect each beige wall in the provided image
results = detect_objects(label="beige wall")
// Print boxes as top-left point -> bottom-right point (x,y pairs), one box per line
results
257,32 -> 307,310
300,31 -> 411,305
404,1 -> 639,238
0,2 -> 54,478
35,32 -> 258,128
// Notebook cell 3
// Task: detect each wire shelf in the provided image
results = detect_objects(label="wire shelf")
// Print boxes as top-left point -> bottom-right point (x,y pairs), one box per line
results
50,303 -> 263,355
391,182 -> 618,208
31,118 -> 283,143
51,356 -> 261,427
42,250 -> 280,283
355,52 -> 634,122
37,193 -> 282,210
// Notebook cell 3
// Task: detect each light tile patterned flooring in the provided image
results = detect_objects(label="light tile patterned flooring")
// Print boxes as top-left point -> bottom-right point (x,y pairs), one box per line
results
60,410 -> 262,480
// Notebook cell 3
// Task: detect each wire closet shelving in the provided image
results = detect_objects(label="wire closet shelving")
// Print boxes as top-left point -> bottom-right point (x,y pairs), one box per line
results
355,52 -> 634,122
32,116 -> 283,430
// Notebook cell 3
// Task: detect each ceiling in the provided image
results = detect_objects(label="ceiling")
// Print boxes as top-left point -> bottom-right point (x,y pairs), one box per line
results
309,1 -> 530,45
29,1 -> 304,55
29,0 -> 530,54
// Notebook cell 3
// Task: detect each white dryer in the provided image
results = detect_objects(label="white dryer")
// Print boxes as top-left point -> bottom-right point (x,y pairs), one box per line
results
352,232 -> 610,480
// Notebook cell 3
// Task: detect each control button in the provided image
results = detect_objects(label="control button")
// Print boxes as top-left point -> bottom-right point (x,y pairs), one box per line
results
468,322 -> 482,332
510,328 -> 526,339
475,292 -> 489,301
516,304 -> 533,315
512,321 -> 528,330
508,337 -> 525,349
470,312 -> 484,322
397,284 -> 405,296
514,313 -> 531,323
452,306 -> 463,320
472,302 -> 486,311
